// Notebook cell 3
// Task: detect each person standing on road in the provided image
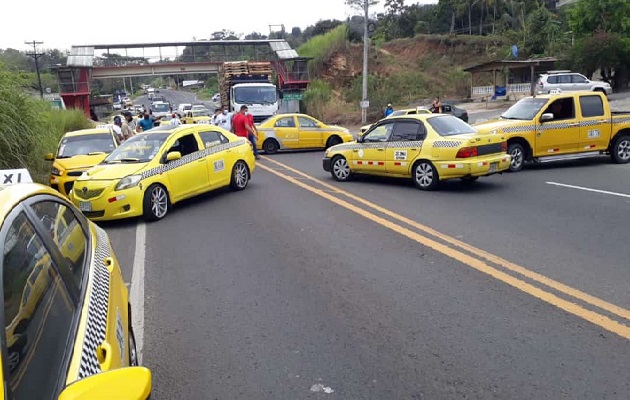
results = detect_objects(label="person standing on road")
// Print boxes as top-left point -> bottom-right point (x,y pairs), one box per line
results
214,106 -> 233,132
137,112 -> 154,132
112,116 -> 125,144
211,108 -> 222,125
232,105 -> 259,159
121,111 -> 136,140
385,104 -> 394,117
170,113 -> 182,126
431,97 -> 443,114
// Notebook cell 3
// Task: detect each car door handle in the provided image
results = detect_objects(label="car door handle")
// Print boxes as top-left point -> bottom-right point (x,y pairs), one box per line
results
377,148 -> 385,151
352,149 -> 358,152
568,123 -> 579,127
598,120 -> 607,123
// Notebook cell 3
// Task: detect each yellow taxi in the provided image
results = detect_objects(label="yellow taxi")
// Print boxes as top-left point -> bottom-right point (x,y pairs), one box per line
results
256,113 -> 353,154
69,125 -> 255,221
45,127 -> 119,197
182,109 -> 212,125
323,114 -> 511,190
0,183 -> 151,399
360,107 -> 432,134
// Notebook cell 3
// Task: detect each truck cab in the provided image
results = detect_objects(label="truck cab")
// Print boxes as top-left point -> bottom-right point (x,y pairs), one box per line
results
230,82 -> 278,123
474,91 -> 630,171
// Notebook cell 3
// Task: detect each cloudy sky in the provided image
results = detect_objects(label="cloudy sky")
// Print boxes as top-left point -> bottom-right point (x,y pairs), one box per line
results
4,0 -> 436,52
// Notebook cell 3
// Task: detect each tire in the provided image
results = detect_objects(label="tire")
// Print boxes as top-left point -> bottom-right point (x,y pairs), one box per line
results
611,135 -> 630,164
460,176 -> 478,183
413,161 -> 439,190
508,142 -> 526,172
129,325 -> 139,366
263,139 -> 279,154
326,135 -> 342,149
331,156 -> 352,181
230,160 -> 250,190
143,184 -> 170,221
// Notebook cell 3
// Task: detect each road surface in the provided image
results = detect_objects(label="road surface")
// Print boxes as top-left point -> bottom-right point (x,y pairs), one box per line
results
102,144 -> 630,398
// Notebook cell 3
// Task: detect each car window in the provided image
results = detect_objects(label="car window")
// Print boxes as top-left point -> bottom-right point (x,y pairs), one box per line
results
547,76 -> 558,84
298,117 -> 318,128
557,75 -> 571,84
57,134 -> 116,158
391,121 -> 426,141
31,201 -> 88,291
104,132 -> 170,163
275,117 -> 295,128
543,97 -> 576,120
579,95 -> 605,117
199,130 -> 229,148
407,110 -> 417,115
427,115 -> 476,136
168,134 -> 199,157
572,74 -> 588,84
2,212 -> 75,399
442,105 -> 452,112
363,123 -> 394,142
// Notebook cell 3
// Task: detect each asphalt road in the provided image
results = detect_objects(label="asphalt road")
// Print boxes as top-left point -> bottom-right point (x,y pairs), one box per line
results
133,89 -> 219,114
101,142 -> 630,398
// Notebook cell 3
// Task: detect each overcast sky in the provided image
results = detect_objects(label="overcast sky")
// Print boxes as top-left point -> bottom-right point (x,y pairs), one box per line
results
4,0 -> 436,52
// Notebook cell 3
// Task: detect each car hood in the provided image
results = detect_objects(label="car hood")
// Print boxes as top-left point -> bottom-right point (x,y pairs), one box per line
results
473,119 -> 528,133
78,163 -> 148,181
326,125 -> 350,133
55,154 -> 109,170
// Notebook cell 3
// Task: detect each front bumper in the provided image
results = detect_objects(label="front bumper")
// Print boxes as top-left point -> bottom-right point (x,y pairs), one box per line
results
50,174 -> 82,198
435,154 -> 511,179
69,182 -> 145,221
322,157 -> 332,172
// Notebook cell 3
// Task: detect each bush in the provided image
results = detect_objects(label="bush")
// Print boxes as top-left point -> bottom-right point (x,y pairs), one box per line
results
298,25 -> 348,76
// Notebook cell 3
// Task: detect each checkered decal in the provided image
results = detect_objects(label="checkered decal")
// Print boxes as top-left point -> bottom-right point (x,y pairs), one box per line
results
432,140 -> 462,148
393,140 -> 424,148
538,122 -> 574,131
501,125 -> 536,133
332,141 -> 425,151
613,117 -> 630,125
579,120 -> 603,127
77,226 -> 111,379
141,139 -> 246,180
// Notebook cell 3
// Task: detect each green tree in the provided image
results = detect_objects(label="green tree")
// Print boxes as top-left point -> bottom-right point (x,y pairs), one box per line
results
569,0 -> 630,36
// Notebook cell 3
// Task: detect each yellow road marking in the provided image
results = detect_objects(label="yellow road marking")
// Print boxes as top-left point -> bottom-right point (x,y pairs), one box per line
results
263,156 -> 630,322
258,162 -> 630,340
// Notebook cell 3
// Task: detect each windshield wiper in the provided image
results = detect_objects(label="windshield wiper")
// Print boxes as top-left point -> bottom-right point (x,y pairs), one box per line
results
120,157 -> 141,163
88,151 -> 107,155
501,116 -> 526,120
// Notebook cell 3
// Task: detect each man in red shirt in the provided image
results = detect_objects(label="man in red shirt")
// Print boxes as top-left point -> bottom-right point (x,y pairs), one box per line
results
232,105 -> 259,159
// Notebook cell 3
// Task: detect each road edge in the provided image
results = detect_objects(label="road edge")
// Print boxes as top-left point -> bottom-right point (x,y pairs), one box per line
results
130,221 -> 146,365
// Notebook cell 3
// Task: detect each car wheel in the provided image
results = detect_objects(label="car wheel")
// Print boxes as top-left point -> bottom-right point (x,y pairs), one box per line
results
326,135 -> 342,149
331,156 -> 352,181
508,143 -> 525,172
129,325 -> 139,366
143,184 -> 170,221
413,161 -> 439,190
230,160 -> 250,190
460,176 -> 478,183
263,139 -> 279,154
611,135 -> 630,164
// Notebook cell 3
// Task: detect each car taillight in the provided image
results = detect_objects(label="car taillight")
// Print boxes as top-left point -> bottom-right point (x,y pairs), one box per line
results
501,141 -> 508,152
456,146 -> 478,158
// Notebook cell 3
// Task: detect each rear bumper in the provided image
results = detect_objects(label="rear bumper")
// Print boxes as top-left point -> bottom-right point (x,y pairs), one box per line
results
435,154 -> 511,179
322,157 -> 332,172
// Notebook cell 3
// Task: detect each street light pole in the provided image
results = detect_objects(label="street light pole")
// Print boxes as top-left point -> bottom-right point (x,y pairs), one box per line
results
361,0 -> 369,124
25,40 -> 44,98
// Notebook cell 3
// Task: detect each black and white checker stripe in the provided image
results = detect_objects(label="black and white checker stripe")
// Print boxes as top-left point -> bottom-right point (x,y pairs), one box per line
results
141,139 -> 246,180
579,120 -> 603,127
432,140 -> 462,148
613,117 -> 630,125
500,125 -> 536,133
77,226 -> 111,379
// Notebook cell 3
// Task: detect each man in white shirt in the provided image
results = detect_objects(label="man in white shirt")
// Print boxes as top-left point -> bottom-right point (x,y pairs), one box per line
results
213,106 -> 233,132
169,113 -> 182,126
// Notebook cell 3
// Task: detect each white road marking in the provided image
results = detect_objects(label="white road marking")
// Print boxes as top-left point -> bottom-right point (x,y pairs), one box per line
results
546,182 -> 630,199
310,384 -> 334,394
130,221 -> 146,365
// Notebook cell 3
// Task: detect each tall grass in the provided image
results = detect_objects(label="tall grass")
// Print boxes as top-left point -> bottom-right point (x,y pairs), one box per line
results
0,66 -> 91,183
298,25 -> 348,76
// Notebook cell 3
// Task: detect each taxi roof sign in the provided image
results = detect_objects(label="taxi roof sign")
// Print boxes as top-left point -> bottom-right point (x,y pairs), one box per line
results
0,168 -> 33,186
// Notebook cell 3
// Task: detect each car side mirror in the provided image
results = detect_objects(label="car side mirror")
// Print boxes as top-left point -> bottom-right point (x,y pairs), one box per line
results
166,151 -> 182,162
44,153 -> 54,161
58,367 -> 151,400
357,135 -> 364,143
540,113 -> 554,123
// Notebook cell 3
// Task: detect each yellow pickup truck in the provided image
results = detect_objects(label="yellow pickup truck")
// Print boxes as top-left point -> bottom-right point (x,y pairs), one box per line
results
474,91 -> 630,171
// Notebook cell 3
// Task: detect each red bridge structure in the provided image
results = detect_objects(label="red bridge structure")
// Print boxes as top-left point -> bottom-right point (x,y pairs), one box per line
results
55,40 -> 310,117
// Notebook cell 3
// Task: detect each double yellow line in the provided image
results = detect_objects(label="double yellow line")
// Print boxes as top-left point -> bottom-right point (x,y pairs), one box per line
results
258,156 -> 630,340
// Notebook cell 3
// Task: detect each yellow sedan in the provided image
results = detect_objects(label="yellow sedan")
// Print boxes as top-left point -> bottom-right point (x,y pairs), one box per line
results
0,183 -> 151,399
45,127 -> 119,197
323,114 -> 511,190
69,125 -> 255,221
256,113 -> 354,154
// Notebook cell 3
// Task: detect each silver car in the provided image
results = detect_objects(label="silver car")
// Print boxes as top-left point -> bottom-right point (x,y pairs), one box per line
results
537,71 -> 612,95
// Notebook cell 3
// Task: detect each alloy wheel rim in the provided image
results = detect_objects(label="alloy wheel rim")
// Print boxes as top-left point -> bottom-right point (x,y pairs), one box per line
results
510,148 -> 523,169
235,163 -> 248,188
416,163 -> 433,187
333,158 -> 349,179
151,187 -> 168,218
618,139 -> 630,161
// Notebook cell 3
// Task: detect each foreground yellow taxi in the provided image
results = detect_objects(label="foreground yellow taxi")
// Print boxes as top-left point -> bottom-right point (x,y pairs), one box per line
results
0,183 -> 151,399
45,127 -> 119,197
257,113 -> 353,154
69,125 -> 255,221
323,114 -> 511,190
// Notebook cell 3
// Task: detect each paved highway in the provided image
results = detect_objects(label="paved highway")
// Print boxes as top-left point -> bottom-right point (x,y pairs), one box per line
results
102,137 -> 630,398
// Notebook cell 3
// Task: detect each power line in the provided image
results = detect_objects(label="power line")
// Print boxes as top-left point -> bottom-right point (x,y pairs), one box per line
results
25,40 -> 45,98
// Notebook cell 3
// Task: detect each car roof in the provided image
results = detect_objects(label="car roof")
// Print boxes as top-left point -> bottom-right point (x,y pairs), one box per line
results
65,128 -> 113,137
382,114 -> 453,122
0,183 -> 61,225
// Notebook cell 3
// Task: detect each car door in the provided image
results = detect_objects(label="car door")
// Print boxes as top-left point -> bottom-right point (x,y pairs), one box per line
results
198,129 -> 232,188
536,97 -> 580,155
273,116 -> 299,149
577,94 -> 612,151
355,122 -> 393,173
297,116 -> 323,148
162,132 -> 209,201
571,74 -> 590,91
556,74 -> 572,92
385,120 -> 426,175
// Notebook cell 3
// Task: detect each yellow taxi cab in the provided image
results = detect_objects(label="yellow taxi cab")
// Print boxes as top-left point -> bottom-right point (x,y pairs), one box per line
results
69,125 -> 255,221
181,110 -> 212,125
256,113 -> 353,154
0,183 -> 151,399
360,107 -> 432,134
323,114 -> 511,190
45,127 -> 119,197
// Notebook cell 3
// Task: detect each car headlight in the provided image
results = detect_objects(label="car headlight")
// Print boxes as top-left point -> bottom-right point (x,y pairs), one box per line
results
115,175 -> 142,191
51,166 -> 63,176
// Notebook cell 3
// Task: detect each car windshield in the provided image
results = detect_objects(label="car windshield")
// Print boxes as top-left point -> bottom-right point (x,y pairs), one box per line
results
153,104 -> 169,112
501,98 -> 549,120
389,110 -> 407,117
103,132 -> 170,163
234,86 -> 277,104
192,110 -> 210,117
57,134 -> 115,158
428,115 -> 477,136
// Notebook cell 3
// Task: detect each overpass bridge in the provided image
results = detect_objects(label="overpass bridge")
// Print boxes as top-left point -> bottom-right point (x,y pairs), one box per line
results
55,40 -> 310,116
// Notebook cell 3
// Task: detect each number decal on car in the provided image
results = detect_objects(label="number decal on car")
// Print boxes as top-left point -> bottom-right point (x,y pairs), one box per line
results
587,129 -> 600,139
213,159 -> 225,172
394,150 -> 407,160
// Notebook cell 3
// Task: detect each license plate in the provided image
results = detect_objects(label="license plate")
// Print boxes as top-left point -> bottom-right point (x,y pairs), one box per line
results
488,162 -> 499,173
79,201 -> 92,212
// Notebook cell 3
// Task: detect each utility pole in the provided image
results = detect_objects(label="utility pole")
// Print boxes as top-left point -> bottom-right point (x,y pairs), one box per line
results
361,1 -> 369,124
25,40 -> 44,98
